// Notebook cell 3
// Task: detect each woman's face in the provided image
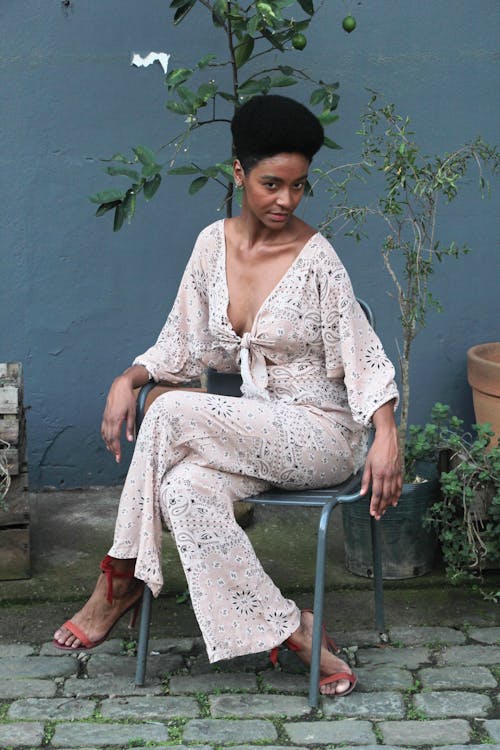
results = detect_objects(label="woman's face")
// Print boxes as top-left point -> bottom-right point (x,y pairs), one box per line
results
234,152 -> 310,230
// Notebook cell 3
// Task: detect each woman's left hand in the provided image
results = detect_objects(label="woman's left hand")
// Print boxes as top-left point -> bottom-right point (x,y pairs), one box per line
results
360,401 -> 403,520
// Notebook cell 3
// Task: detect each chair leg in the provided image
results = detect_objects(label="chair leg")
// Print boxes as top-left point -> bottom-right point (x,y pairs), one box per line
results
135,586 -> 152,686
370,515 -> 386,633
309,501 -> 335,709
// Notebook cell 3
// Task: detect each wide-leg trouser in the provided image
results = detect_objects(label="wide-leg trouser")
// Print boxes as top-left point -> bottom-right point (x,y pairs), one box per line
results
108,390 -> 354,662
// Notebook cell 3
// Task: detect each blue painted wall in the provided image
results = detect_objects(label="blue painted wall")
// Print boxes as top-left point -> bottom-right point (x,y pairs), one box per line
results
2,1 -> 498,489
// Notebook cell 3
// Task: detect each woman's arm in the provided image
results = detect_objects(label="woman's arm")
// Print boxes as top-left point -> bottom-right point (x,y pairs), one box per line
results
101,364 -> 150,464
360,399 -> 402,520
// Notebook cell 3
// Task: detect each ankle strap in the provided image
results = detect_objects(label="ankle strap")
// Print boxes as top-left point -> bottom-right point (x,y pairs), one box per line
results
99,555 -> 134,604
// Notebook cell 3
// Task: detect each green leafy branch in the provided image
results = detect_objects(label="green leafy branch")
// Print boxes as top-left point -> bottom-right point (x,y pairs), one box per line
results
317,92 -> 499,458
90,1 -> 342,228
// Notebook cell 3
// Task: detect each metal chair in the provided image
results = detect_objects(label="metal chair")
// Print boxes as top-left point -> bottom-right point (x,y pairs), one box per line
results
133,299 -> 385,708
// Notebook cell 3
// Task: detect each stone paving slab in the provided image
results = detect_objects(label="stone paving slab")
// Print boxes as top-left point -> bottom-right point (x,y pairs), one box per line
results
414,689 -> 492,718
356,665 -> 414,691
418,665 -> 497,689
284,719 -> 375,744
86,651 -> 183,677
356,646 -> 430,668
436,746 -> 500,750
8,696 -> 96,720
437,644 -> 500,666
484,720 -> 500,742
209,693 -> 311,718
0,655 -> 77,679
389,626 -> 466,646
169,672 -> 258,694
183,718 -> 277,743
51,721 -> 169,747
0,677 -> 57,698
468,626 -> 500,644
0,721 -> 45,747
0,642 -> 36,657
63,673 -> 165,696
149,636 -> 198,653
40,638 -> 125,656
379,718 -> 471,746
100,694 -> 200,719
323,690 -> 405,719
333,629 -> 385,647
259,671 -> 309,693
189,651 -> 271,674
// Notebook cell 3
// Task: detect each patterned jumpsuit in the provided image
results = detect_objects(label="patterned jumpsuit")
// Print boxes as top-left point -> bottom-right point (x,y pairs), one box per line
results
108,220 -> 399,662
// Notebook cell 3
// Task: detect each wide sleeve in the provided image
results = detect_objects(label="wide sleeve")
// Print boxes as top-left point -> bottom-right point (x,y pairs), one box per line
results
132,232 -> 213,383
318,247 -> 399,427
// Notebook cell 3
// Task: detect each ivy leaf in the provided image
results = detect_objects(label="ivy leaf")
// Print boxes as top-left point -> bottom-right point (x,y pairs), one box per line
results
296,0 -> 314,14
141,162 -> 162,178
105,166 -> 140,180
217,162 -> 234,178
197,53 -> 217,69
101,153 -> 130,164
166,100 -> 194,115
122,190 -> 136,223
133,145 -> 157,167
168,165 -> 200,175
113,202 -> 126,232
212,0 -> 227,26
189,176 -> 209,195
234,35 -> 255,68
197,82 -> 217,102
199,166 -> 218,178
278,65 -> 294,76
143,174 -> 162,200
270,75 -> 297,88
89,188 -> 126,204
238,77 -> 271,96
310,88 -> 326,106
323,135 -> 342,149
172,0 -> 196,25
95,200 -> 121,217
165,67 -> 193,90
318,111 -> 340,126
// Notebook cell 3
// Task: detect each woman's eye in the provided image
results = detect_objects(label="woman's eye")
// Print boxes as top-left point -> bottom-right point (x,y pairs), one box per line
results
294,182 -> 305,190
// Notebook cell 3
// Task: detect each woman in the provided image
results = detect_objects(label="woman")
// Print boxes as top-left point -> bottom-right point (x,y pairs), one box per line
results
54,95 -> 402,697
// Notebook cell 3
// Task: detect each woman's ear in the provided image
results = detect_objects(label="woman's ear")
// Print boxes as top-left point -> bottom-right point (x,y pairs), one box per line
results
233,159 -> 244,188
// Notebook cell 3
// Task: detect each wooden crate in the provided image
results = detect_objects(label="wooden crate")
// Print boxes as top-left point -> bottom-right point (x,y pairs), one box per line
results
0,363 -> 26,476
0,476 -> 30,580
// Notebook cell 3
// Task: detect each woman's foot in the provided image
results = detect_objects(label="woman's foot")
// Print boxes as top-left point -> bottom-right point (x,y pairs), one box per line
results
288,610 -> 356,696
53,557 -> 144,649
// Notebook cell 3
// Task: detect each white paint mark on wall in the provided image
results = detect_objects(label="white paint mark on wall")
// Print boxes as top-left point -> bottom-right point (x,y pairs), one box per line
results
131,52 -> 170,74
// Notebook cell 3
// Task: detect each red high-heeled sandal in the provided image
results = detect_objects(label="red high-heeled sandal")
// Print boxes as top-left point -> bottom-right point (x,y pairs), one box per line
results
269,612 -> 357,698
53,555 -> 142,651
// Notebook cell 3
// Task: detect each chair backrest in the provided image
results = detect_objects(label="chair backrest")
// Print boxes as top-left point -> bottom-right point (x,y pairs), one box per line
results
207,297 -> 375,395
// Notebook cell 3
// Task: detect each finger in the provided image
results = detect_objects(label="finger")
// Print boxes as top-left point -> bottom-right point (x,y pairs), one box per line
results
369,475 -> 383,519
126,408 -> 135,443
360,461 -> 372,496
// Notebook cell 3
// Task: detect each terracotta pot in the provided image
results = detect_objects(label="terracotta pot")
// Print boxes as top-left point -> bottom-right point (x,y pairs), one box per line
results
467,342 -> 500,449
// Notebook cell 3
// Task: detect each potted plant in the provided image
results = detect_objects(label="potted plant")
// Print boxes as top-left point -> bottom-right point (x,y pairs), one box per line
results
319,92 -> 498,578
410,403 -> 500,598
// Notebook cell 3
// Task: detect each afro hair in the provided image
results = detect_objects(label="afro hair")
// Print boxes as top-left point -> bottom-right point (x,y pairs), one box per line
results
231,95 -> 324,170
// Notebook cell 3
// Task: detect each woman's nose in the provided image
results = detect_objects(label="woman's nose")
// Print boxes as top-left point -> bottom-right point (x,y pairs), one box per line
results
276,188 -> 292,207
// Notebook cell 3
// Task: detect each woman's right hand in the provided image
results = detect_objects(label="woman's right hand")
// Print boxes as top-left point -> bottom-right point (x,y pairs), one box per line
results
101,374 -> 137,463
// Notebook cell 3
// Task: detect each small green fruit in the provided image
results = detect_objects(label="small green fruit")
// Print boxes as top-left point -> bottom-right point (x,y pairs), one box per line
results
291,32 -> 307,50
342,15 -> 356,33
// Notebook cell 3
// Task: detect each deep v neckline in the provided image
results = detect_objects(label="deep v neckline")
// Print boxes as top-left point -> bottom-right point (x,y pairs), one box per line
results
221,219 -> 319,338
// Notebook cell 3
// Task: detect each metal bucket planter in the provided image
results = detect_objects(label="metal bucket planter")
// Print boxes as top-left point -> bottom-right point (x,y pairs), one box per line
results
342,468 -> 439,579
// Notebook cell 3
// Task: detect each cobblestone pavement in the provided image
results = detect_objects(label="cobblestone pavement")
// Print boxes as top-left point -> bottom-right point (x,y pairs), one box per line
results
0,626 -> 498,750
